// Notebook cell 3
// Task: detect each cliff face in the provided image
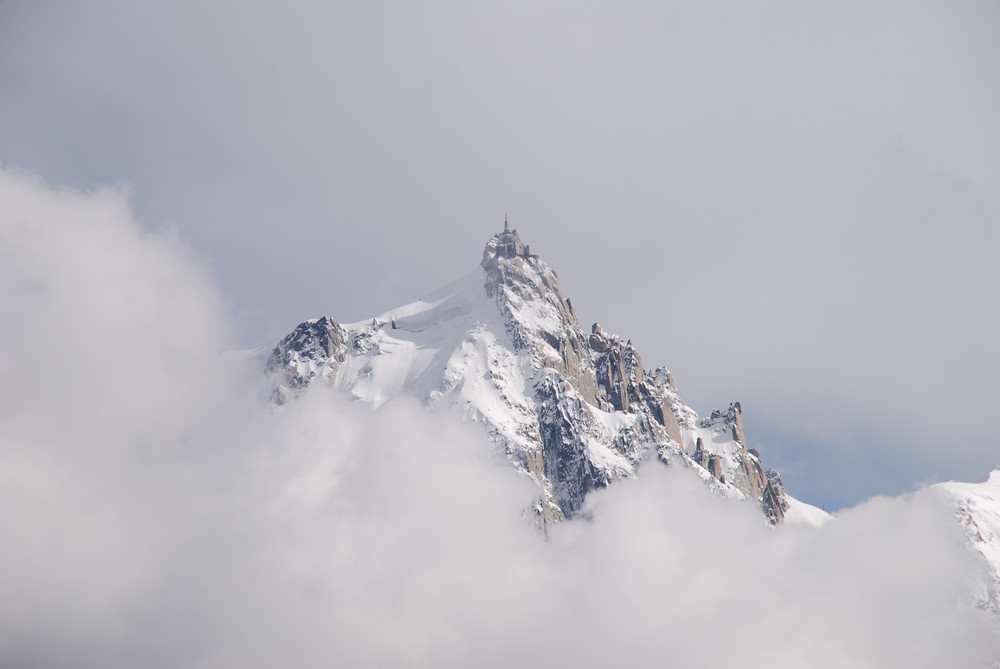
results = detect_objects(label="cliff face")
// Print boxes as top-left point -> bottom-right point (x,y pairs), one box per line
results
266,226 -> 799,524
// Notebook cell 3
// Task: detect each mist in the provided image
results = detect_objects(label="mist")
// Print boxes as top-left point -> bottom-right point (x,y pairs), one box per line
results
2,168 -> 999,666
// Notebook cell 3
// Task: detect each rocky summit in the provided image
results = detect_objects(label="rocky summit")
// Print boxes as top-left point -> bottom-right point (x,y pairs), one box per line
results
266,222 -> 823,526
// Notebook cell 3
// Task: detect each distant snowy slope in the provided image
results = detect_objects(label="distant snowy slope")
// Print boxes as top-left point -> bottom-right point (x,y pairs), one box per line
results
783,495 -> 833,526
935,471 -> 1000,610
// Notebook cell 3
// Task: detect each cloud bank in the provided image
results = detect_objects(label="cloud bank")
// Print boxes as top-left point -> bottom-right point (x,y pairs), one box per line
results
1,168 -> 998,667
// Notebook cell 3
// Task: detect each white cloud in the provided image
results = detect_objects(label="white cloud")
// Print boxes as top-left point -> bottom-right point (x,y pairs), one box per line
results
1,167 -> 998,667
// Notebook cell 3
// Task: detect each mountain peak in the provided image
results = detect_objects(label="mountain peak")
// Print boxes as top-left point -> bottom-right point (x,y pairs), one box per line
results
266,225 -> 820,525
477,224 -> 595,402
481,218 -> 537,268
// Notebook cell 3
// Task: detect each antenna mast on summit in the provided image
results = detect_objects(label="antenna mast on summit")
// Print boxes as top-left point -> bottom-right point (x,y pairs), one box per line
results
504,213 -> 509,232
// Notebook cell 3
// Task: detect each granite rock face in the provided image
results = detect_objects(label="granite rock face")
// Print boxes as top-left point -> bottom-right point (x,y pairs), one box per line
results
696,403 -> 768,500
762,469 -> 789,524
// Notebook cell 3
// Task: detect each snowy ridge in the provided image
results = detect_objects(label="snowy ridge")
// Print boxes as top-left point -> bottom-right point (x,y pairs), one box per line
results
266,225 -> 828,525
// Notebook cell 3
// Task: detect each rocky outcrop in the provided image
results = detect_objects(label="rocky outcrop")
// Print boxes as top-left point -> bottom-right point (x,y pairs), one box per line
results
762,469 -> 789,524
266,316 -> 347,403
696,402 -> 770,504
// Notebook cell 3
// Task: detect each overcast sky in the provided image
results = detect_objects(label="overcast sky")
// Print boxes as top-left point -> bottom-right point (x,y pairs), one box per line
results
2,1 -> 999,509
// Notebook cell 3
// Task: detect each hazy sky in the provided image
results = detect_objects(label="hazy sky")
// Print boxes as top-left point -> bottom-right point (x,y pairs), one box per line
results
2,1 -> 999,509
2,166 -> 998,665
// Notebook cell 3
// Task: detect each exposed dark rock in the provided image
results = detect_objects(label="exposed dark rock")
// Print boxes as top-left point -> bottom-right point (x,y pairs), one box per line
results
762,469 -> 789,524
535,373 -> 611,518
266,316 -> 347,402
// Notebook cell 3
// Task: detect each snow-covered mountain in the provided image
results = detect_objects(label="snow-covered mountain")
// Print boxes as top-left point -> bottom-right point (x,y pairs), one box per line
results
266,223 -> 825,526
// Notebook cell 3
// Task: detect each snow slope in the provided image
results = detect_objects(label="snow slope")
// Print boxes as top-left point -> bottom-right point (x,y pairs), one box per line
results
935,471 -> 1000,610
